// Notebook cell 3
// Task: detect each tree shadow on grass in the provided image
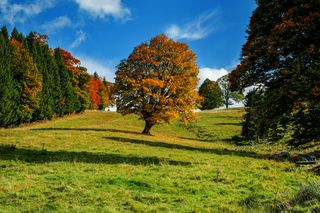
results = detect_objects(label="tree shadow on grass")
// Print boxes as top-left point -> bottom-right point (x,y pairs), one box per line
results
105,136 -> 285,162
179,137 -> 233,143
32,128 -> 141,135
215,122 -> 242,126
0,144 -> 190,166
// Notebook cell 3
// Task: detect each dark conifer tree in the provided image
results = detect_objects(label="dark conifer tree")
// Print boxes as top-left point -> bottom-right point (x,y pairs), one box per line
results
1,26 -> 9,42
11,27 -> 23,42
0,31 -> 19,127
78,67 -> 90,111
27,33 -> 55,120
49,52 -> 63,116
230,0 -> 320,144
54,48 -> 76,115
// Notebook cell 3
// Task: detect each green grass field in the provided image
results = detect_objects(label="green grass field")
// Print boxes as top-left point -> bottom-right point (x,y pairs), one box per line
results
0,109 -> 319,212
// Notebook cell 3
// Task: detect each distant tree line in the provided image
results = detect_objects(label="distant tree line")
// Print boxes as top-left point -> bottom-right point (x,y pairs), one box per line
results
198,76 -> 243,110
0,26 -> 112,127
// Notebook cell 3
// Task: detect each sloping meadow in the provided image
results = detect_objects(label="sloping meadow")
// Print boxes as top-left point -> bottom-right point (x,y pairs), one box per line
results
0,109 -> 318,212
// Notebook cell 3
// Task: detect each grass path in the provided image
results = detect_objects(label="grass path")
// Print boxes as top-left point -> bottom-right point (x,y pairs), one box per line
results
0,109 -> 318,212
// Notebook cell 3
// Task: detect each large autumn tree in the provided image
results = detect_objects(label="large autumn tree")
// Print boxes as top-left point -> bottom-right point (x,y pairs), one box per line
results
115,34 -> 202,135
230,0 -> 320,144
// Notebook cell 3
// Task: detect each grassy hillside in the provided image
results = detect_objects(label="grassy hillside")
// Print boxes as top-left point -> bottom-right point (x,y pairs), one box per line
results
0,109 -> 318,212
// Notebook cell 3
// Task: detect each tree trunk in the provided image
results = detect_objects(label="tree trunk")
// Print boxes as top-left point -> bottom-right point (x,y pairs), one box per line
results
225,97 -> 229,109
142,120 -> 154,135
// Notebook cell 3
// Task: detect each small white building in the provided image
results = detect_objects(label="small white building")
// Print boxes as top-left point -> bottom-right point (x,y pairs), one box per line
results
105,105 -> 117,112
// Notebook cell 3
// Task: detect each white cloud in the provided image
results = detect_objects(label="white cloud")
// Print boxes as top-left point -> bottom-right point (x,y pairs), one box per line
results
76,55 -> 116,82
165,10 -> 219,41
0,0 -> 55,25
198,67 -> 228,85
70,30 -> 86,49
41,16 -> 72,34
73,0 -> 130,20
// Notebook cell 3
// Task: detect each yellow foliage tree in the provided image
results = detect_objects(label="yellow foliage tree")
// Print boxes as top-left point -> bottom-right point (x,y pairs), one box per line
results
114,35 -> 202,135
10,38 -> 42,123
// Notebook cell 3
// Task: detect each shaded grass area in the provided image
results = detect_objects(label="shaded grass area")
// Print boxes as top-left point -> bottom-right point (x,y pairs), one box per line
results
0,109 -> 319,212
0,145 -> 190,166
105,136 -> 284,162
32,127 -> 142,135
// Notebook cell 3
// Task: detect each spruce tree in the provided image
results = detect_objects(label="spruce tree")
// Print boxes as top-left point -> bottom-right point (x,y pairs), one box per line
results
98,78 -> 107,111
1,26 -> 9,42
78,67 -> 90,111
49,51 -> 63,116
27,33 -> 55,120
0,32 -> 19,127
54,49 -> 75,115
11,27 -> 23,42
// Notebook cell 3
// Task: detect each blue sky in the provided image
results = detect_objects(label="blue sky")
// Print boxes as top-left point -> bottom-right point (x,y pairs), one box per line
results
0,0 -> 256,83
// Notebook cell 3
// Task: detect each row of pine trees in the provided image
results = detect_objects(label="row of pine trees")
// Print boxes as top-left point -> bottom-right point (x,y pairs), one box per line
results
0,26 -> 111,127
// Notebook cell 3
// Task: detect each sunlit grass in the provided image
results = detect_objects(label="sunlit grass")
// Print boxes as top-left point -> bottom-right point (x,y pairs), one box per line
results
0,109 -> 318,212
